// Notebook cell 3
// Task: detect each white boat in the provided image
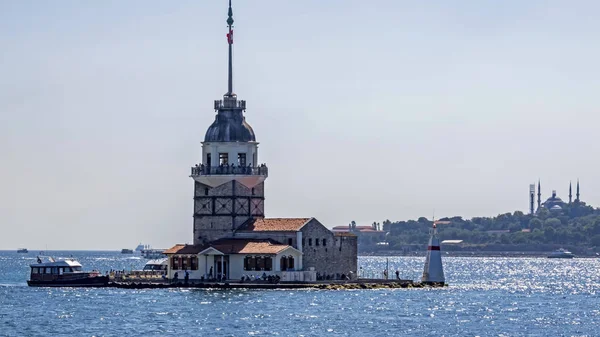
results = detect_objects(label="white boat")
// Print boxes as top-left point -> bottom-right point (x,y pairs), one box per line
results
28,256 -> 108,287
548,248 -> 575,259
142,258 -> 168,272
140,248 -> 166,259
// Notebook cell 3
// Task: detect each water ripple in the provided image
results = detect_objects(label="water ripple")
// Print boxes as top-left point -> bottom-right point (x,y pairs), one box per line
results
1,252 -> 599,336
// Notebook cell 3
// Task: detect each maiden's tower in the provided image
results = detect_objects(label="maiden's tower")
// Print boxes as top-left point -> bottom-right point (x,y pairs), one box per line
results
165,1 -> 357,282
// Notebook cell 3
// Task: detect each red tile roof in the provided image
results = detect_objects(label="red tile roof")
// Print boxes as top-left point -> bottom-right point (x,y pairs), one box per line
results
236,218 -> 310,232
163,244 -> 206,255
212,239 -> 292,255
164,240 -> 294,255
334,232 -> 357,237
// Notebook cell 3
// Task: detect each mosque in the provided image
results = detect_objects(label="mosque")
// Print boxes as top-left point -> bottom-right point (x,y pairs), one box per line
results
164,2 -> 357,282
529,180 -> 581,214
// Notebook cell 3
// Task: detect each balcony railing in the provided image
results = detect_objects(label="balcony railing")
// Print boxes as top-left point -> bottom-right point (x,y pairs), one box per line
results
191,164 -> 268,176
214,99 -> 246,110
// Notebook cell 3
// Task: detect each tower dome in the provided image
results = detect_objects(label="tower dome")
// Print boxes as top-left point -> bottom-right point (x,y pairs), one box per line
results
204,105 -> 256,142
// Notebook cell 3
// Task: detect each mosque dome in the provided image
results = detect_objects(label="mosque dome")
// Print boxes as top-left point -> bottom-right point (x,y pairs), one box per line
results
204,109 -> 256,142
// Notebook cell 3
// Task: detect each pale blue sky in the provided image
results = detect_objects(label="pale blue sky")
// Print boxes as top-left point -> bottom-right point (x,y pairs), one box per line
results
1,1 -> 599,249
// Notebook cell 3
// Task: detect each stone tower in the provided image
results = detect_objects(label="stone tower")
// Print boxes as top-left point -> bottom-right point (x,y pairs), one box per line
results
190,0 -> 268,245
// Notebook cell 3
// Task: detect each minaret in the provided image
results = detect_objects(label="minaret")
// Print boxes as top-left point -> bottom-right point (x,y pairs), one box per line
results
576,179 -> 580,202
190,1 -> 268,245
569,181 -> 572,204
422,222 -> 445,285
537,180 -> 541,210
529,184 -> 535,215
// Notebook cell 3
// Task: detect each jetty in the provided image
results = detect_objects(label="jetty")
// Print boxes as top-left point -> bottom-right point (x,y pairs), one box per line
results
86,279 -> 445,290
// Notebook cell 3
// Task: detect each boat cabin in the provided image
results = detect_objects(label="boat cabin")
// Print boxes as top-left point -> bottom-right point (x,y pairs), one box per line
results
29,257 -> 90,281
142,258 -> 168,272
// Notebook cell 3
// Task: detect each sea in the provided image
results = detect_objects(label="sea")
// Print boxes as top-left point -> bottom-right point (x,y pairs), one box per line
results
1,251 -> 599,337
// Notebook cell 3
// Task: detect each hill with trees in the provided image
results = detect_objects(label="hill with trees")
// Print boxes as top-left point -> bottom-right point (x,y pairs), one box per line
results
359,201 -> 600,255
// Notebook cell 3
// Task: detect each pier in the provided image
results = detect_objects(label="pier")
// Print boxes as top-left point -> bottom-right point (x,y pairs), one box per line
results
93,279 -> 445,290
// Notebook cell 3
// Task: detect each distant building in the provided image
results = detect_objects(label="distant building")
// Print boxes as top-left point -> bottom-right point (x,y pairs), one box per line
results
165,2 -> 357,282
531,180 -> 581,214
332,223 -> 387,244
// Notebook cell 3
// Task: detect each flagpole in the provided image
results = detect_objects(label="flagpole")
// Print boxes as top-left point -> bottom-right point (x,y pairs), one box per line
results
226,0 -> 234,96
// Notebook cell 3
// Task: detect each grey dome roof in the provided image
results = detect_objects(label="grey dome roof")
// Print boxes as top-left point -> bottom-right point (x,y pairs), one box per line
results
204,109 -> 256,142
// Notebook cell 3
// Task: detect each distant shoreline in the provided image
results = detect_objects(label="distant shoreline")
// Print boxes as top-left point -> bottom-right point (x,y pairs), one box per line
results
360,251 -> 600,258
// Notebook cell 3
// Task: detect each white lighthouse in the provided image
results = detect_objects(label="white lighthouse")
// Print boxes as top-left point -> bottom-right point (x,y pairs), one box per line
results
421,222 -> 445,285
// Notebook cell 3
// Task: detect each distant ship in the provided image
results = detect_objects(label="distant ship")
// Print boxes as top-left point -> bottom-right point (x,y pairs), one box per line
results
140,248 -> 166,259
135,243 -> 145,251
548,248 -> 575,259
121,249 -> 134,254
17,248 -> 28,253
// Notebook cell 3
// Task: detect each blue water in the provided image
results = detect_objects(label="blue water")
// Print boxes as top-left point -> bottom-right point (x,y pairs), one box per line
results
1,251 -> 599,336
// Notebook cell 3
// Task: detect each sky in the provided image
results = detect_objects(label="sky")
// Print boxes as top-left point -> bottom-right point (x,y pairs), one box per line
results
1,0 -> 599,250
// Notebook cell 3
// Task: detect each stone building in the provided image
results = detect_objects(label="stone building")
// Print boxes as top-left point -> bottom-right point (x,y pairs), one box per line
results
165,2 -> 357,281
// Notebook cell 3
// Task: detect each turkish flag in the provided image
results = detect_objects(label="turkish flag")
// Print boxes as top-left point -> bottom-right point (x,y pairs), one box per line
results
227,29 -> 234,44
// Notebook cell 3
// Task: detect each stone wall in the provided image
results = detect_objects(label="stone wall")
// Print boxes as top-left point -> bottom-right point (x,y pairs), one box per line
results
232,218 -> 358,278
300,219 -> 358,278
193,180 -> 265,244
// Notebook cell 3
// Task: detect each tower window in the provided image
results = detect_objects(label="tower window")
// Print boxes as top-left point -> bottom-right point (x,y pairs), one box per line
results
251,188 -> 255,195
316,239 -> 320,246
206,153 -> 212,167
204,188 -> 209,196
288,238 -> 293,246
238,153 -> 246,166
323,239 -> 327,247
219,153 -> 228,165
308,238 -> 312,246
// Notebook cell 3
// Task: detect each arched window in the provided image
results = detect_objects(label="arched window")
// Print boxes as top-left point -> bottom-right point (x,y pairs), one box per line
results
256,256 -> 263,270
265,257 -> 273,271
288,256 -> 295,270
280,256 -> 288,271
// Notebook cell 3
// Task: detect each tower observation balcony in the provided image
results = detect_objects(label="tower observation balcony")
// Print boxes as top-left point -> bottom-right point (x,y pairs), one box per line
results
190,164 -> 268,177
214,99 -> 246,111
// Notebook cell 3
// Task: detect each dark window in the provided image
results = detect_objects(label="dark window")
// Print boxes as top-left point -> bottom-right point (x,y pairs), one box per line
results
204,188 -> 209,196
316,239 -> 320,246
280,256 -> 288,271
238,153 -> 246,166
206,153 -> 212,167
251,188 -> 255,195
244,256 -> 256,271
182,257 -> 188,270
288,238 -> 293,246
219,153 -> 228,165
191,257 -> 198,270
265,257 -> 273,271
309,238 -> 312,246
256,256 -> 264,270
172,257 -> 179,270
288,256 -> 295,270
323,239 -> 327,246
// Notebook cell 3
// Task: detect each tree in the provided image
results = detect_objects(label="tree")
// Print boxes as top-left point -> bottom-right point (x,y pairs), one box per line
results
529,218 -> 543,230
544,218 -> 562,228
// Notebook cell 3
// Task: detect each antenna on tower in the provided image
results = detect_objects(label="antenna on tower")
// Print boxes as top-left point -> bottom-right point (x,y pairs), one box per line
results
225,0 -> 235,97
